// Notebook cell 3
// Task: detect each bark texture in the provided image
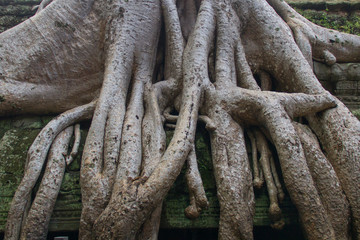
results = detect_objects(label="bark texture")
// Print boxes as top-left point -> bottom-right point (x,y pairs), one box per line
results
1,0 -> 359,239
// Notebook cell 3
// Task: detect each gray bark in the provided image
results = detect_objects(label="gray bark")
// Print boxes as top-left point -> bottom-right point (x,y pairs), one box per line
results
1,0 -> 359,239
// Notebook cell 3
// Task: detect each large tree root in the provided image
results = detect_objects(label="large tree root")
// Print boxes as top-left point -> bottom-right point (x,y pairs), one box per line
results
209,111 -> 254,240
184,144 -> 209,219
2,0 -> 360,239
294,123 -> 351,240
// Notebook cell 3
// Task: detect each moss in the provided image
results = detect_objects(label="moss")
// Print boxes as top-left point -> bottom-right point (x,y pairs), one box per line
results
0,119 -> 12,139
0,15 -> 28,27
0,4 -> 34,16
0,0 -> 40,5
0,128 -> 40,231
12,116 -> 44,129
296,9 -> 360,35
352,109 -> 360,120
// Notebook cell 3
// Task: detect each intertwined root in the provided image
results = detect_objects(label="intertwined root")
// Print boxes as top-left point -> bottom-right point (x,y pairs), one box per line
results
247,129 -> 285,229
3,0 -> 360,239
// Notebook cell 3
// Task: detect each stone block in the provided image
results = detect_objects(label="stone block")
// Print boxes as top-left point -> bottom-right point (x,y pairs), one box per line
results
335,81 -> 358,95
0,4 -> 34,16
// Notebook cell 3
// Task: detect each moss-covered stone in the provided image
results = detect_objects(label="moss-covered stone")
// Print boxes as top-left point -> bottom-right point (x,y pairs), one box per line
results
352,109 -> 360,119
0,4 -> 34,16
0,127 -> 41,231
0,15 -> 28,27
288,0 -> 360,11
0,0 -> 39,6
296,9 -> 360,35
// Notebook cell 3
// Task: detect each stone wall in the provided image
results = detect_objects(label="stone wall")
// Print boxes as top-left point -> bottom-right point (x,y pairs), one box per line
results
0,0 -> 38,33
315,62 -> 360,110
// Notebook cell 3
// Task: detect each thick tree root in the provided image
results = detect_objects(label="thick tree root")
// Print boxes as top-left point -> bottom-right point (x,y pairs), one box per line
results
136,204 -> 163,240
263,107 -> 336,240
90,1 -> 214,238
307,102 -> 360,240
209,110 -> 254,240
185,144 -> 209,219
294,122 -> 351,240
267,0 -> 360,64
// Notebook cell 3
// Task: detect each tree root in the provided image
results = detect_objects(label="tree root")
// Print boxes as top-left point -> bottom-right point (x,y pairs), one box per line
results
263,105 -> 336,240
253,129 -> 284,230
209,110 -> 254,240
294,123 -> 351,240
269,156 -> 284,203
267,0 -> 360,64
247,130 -> 263,189
185,144 -> 209,219
90,1 -> 214,238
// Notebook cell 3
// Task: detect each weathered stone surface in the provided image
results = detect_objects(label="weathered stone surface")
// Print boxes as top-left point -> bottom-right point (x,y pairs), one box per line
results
288,0 -> 360,11
0,4 -> 33,15
0,0 -> 39,6
315,62 -> 360,109
0,117 -> 300,232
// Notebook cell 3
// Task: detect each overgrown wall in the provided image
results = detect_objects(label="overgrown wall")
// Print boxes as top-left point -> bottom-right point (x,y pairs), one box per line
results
0,0 -> 360,236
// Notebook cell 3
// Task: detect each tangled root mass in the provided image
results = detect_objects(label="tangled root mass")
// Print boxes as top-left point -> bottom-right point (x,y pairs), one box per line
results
1,0 -> 360,239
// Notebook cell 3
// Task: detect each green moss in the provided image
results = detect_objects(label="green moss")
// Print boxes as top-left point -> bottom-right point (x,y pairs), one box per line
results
0,0 -> 40,5
0,128 -> 41,231
297,9 -> 360,35
0,15 -> 28,27
0,4 -> 34,16
352,109 -> 360,120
